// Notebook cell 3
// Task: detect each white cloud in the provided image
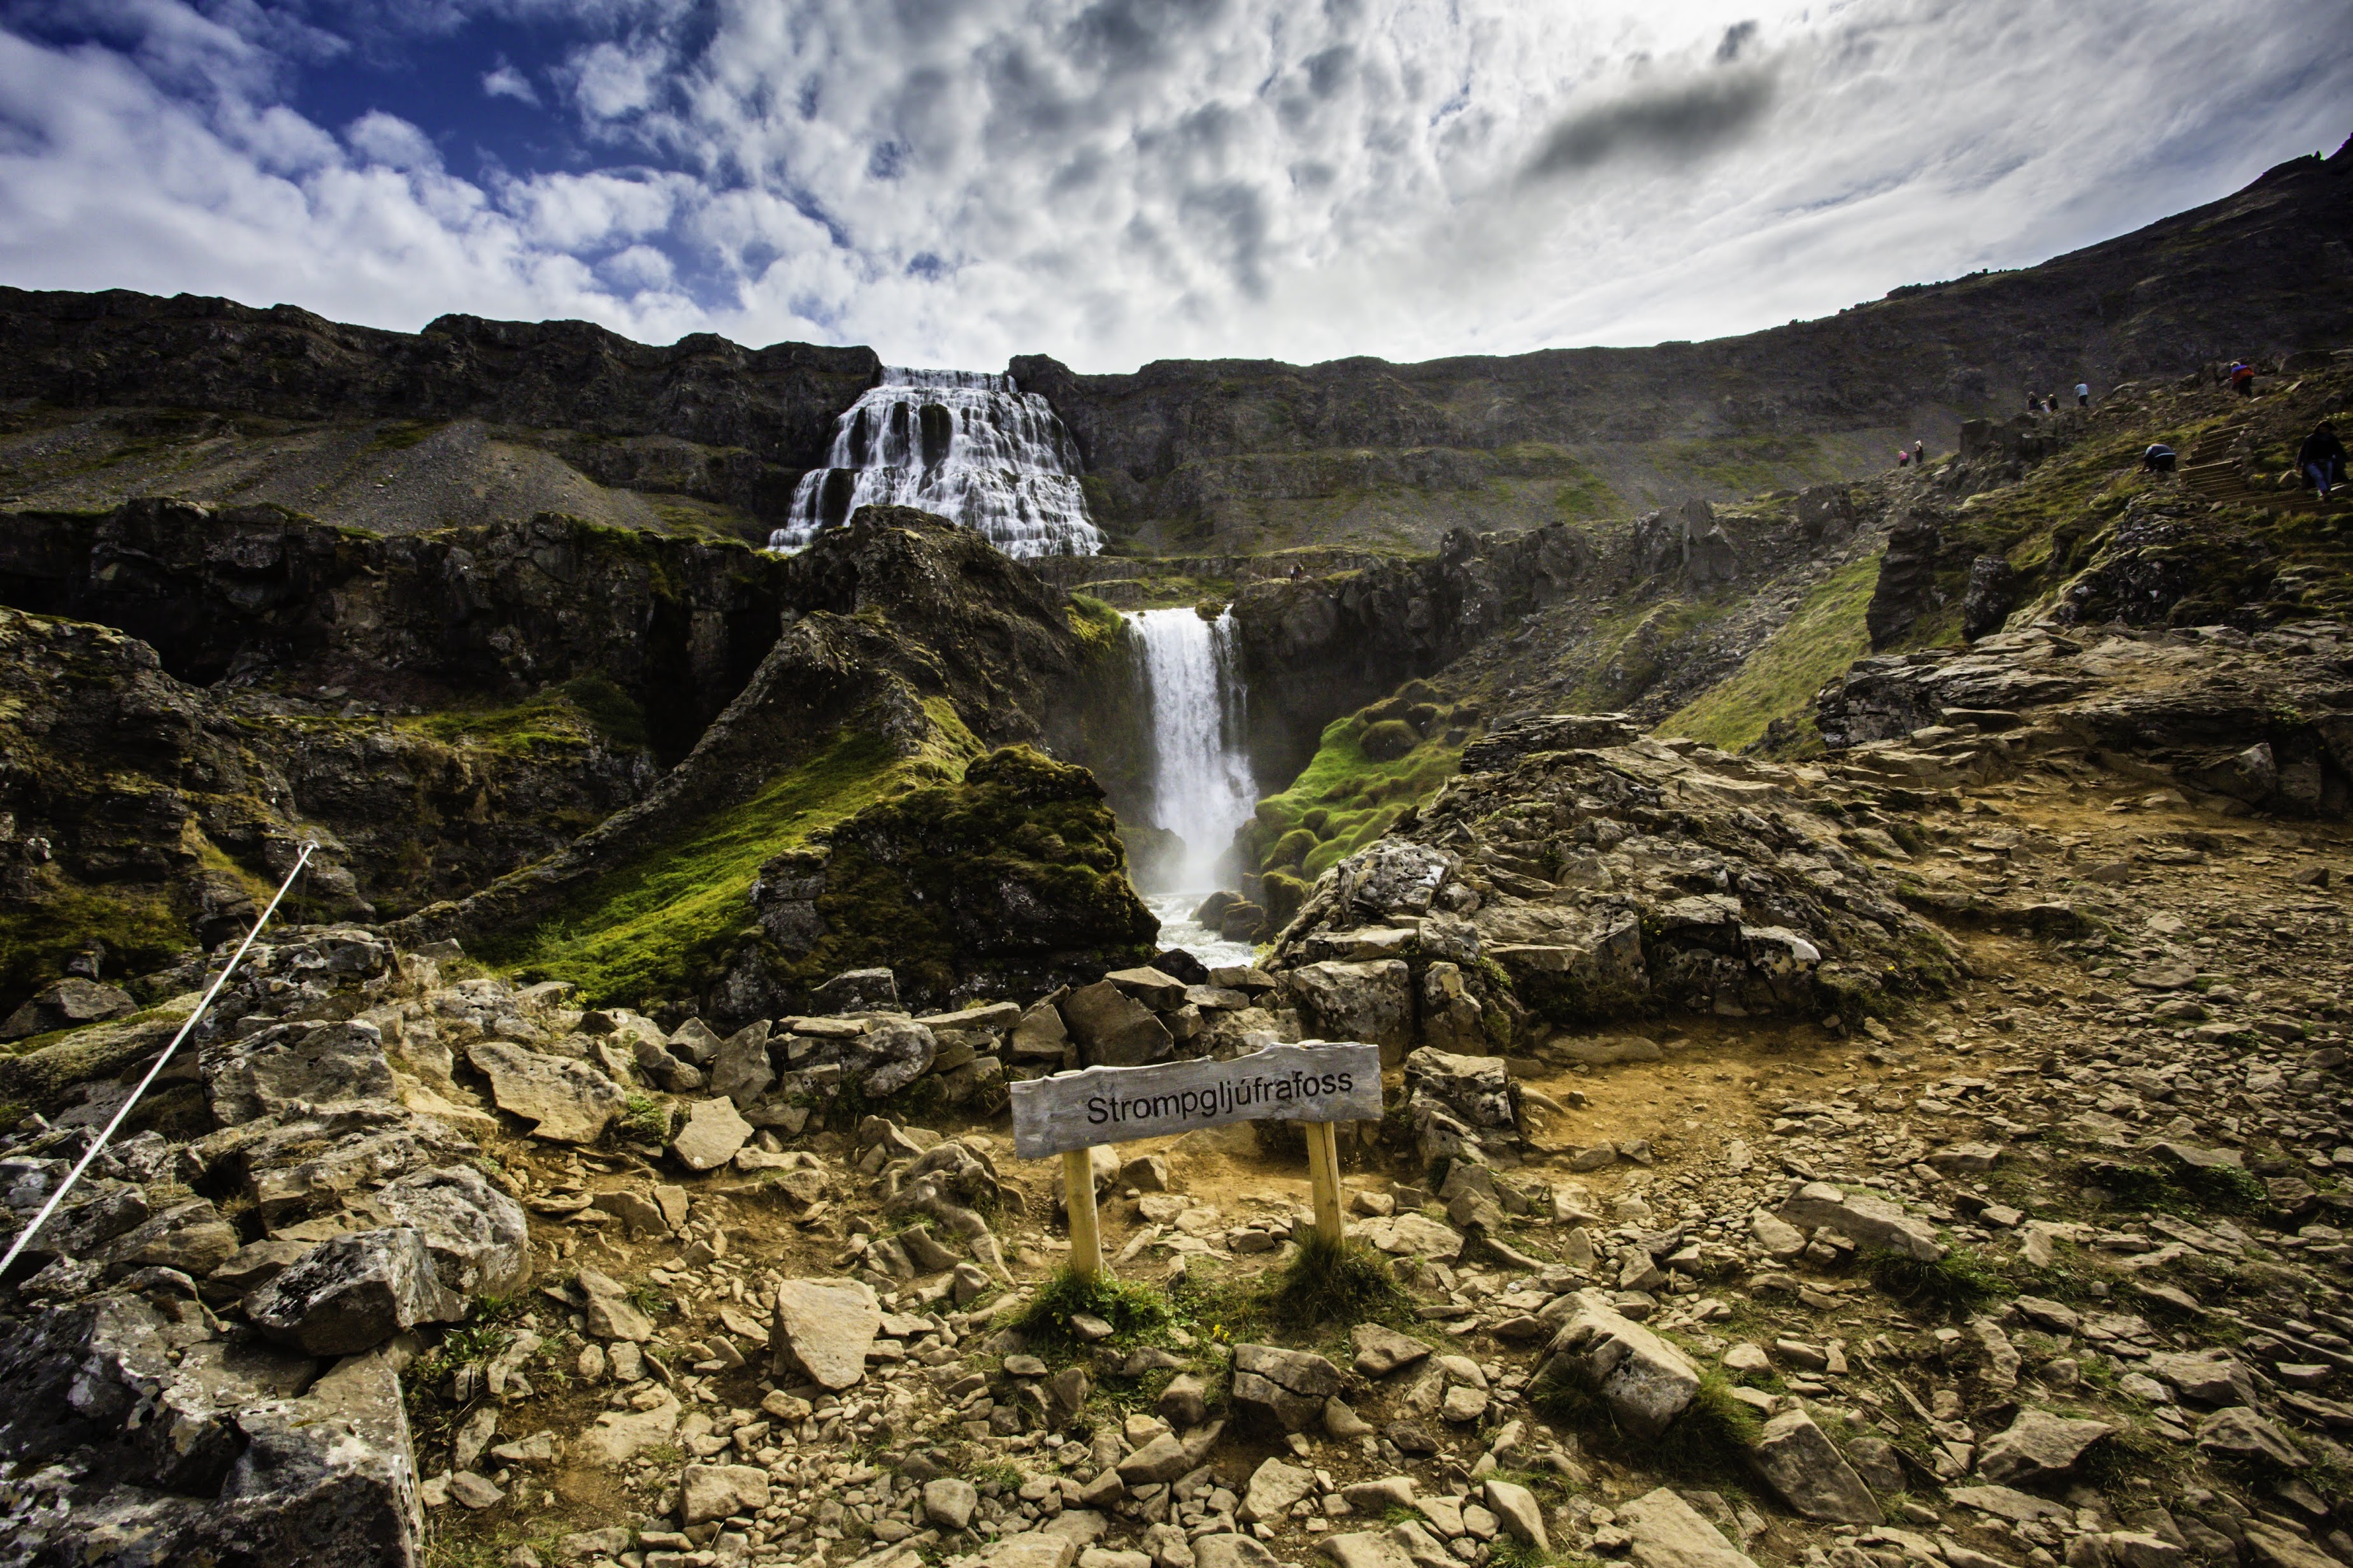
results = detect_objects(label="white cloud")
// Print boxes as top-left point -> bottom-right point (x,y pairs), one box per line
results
0,0 -> 2345,374
482,59 -> 539,106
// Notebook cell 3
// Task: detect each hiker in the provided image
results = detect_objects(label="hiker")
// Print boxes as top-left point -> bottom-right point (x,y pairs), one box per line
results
1912,439 -> 1926,465
1287,562 -> 1304,581
2231,362 -> 2257,398
2301,423 -> 2347,500
1896,448 -> 1910,468
2142,443 -> 2177,473
2076,382 -> 2091,407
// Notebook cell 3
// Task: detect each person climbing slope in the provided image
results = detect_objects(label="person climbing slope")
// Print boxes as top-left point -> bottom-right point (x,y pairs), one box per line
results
2301,422 -> 2347,501
1912,439 -> 1926,465
2076,382 -> 2091,407
2142,443 -> 2177,473
2231,362 -> 2257,398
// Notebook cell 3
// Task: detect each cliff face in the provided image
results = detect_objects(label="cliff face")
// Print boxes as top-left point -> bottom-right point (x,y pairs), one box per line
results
1015,143 -> 2353,551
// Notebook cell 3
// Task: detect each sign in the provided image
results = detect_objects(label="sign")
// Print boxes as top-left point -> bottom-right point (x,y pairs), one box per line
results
1009,1041 -> 1382,1161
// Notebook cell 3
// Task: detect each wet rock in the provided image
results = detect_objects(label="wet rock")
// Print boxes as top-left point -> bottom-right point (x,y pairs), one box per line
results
245,1227 -> 464,1355
673,1097 -> 755,1171
1540,1292 -> 1699,1441
1977,1409 -> 2115,1484
1749,1406 -> 1880,1523
770,1278 -> 882,1389
466,1041 -> 626,1143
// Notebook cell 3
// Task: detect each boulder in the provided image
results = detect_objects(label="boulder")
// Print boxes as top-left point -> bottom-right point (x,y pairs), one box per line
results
1749,1406 -> 1880,1523
1232,1343 -> 1345,1432
707,1021 -> 776,1107
466,1041 -> 626,1143
681,1462 -> 771,1525
364,1166 -> 531,1298
771,1278 -> 882,1389
576,1267 -> 655,1342
1977,1409 -> 2115,1483
1333,841 -> 1457,918
2196,1407 -> 2307,1467
1352,1323 -> 1434,1378
673,1097 -> 755,1171
1320,1534 -> 1417,1568
1287,961 -> 1413,1063
1106,967 -> 1187,1010
1240,1457 -> 1315,1523
100,1198 -> 240,1279
245,1227 -> 464,1356
0,977 -> 137,1041
1539,1293 -> 1699,1441
811,969 -> 899,1015
1062,981 -> 1175,1067
1482,1478 -> 1547,1551
1617,1486 -> 1760,1568
1776,1182 -> 1943,1261
841,1021 -> 937,1097
203,1020 -> 397,1122
2144,1348 -> 2255,1406
926,1476 -> 980,1529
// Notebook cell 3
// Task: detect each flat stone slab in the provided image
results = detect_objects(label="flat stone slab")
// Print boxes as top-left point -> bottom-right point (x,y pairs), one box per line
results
673,1097 -> 754,1171
770,1278 -> 882,1390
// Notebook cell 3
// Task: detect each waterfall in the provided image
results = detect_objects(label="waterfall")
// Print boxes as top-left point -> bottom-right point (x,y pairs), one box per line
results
768,367 -> 1103,559
1129,607 -> 1256,894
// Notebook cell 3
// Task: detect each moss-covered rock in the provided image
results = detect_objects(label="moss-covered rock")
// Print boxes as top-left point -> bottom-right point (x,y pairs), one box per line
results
725,746 -> 1157,1021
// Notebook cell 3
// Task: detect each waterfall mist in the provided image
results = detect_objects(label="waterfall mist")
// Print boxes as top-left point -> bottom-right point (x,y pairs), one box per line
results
1129,607 -> 1257,897
769,367 -> 1103,559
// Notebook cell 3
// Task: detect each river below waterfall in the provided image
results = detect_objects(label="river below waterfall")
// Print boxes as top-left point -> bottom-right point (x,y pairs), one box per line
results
1144,890 -> 1257,969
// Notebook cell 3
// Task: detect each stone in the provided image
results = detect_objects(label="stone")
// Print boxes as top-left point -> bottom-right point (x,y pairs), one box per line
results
2145,1349 -> 2254,1406
1198,1537 -> 1284,1568
202,1237 -> 311,1303
708,1021 -> 776,1107
2196,1406 -> 2306,1467
101,1197 -> 239,1279
1062,981 -> 1175,1067
1122,1154 -> 1171,1192
366,1165 -> 532,1297
1233,1343 -> 1345,1432
1352,1323 -> 1434,1378
2240,1522 -> 2340,1568
1441,1385 -> 1489,1423
1540,1292 -> 1700,1441
1325,1397 -> 1377,1439
842,1021 -> 937,1097
1845,1435 -> 1907,1497
673,1097 -> 755,1171
1289,961 -> 1413,1062
561,1528 -> 633,1561
245,1227 -> 464,1355
576,1267 -> 655,1342
681,1462 -> 772,1525
811,968 -> 898,1015
449,1471 -> 505,1509
1117,1434 -> 1191,1484
1750,1211 -> 1806,1257
1977,1409 -> 2115,1483
468,1041 -> 626,1143
592,1188 -> 669,1237
202,1019 -> 397,1122
1320,1534 -> 1417,1568
1106,967 -> 1188,1009
770,1278 -> 882,1389
0,976 -> 136,1039
1159,1372 -> 1209,1428
1777,1183 -> 1943,1261
1616,1486 -> 1760,1568
1240,1457 -> 1315,1523
1749,1406 -> 1880,1523
1482,1479 -> 1547,1551
926,1477 -> 981,1530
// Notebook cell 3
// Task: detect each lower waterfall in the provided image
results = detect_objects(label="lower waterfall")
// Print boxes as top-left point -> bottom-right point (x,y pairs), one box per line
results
1128,609 -> 1257,921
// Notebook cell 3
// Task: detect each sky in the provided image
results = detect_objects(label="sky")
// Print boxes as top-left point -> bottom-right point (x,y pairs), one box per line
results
0,1 -> 2345,374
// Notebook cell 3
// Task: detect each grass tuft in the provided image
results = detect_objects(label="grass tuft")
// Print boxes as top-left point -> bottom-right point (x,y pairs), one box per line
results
1863,1246 -> 2012,1313
1533,1358 -> 1760,1483
1014,1265 -> 1172,1347
1263,1230 -> 1410,1329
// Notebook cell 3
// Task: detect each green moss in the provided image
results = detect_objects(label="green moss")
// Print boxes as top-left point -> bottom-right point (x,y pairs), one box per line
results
1242,698 -> 1473,885
1264,1231 -> 1410,1329
1361,718 -> 1419,762
1661,551 -> 1884,752
1014,1266 -> 1173,1348
402,674 -> 650,756
1065,594 -> 1129,657
485,729 -> 909,1004
1863,1246 -> 2012,1313
0,885 -> 193,1018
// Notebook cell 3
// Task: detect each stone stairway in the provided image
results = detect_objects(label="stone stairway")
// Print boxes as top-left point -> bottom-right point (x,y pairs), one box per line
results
2181,418 -> 2338,514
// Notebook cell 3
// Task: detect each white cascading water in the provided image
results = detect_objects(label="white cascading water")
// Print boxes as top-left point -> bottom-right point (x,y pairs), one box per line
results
1129,609 -> 1257,940
768,367 -> 1103,559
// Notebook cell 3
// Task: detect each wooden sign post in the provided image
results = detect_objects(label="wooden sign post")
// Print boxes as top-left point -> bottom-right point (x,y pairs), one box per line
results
1010,1041 -> 1383,1278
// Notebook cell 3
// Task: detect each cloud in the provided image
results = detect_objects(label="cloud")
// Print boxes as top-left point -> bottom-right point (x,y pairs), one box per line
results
0,0 -> 2345,376
482,59 -> 539,106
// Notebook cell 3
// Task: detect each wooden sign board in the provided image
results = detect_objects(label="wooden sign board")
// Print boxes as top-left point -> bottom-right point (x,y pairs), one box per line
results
1009,1041 -> 1382,1161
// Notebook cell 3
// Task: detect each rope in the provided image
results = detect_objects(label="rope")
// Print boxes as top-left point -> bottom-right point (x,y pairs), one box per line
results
0,839 -> 319,1281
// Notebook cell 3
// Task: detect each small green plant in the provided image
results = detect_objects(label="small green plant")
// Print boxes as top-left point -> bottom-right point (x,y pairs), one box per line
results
627,1282 -> 672,1318
1263,1230 -> 1411,1329
1487,1539 -> 1557,1568
1013,1265 -> 1171,1346
1863,1246 -> 2011,1313
1533,1360 -> 1759,1481
621,1095 -> 671,1143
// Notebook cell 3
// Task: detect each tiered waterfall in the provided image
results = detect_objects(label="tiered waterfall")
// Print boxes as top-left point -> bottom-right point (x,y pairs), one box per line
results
1129,608 -> 1256,895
